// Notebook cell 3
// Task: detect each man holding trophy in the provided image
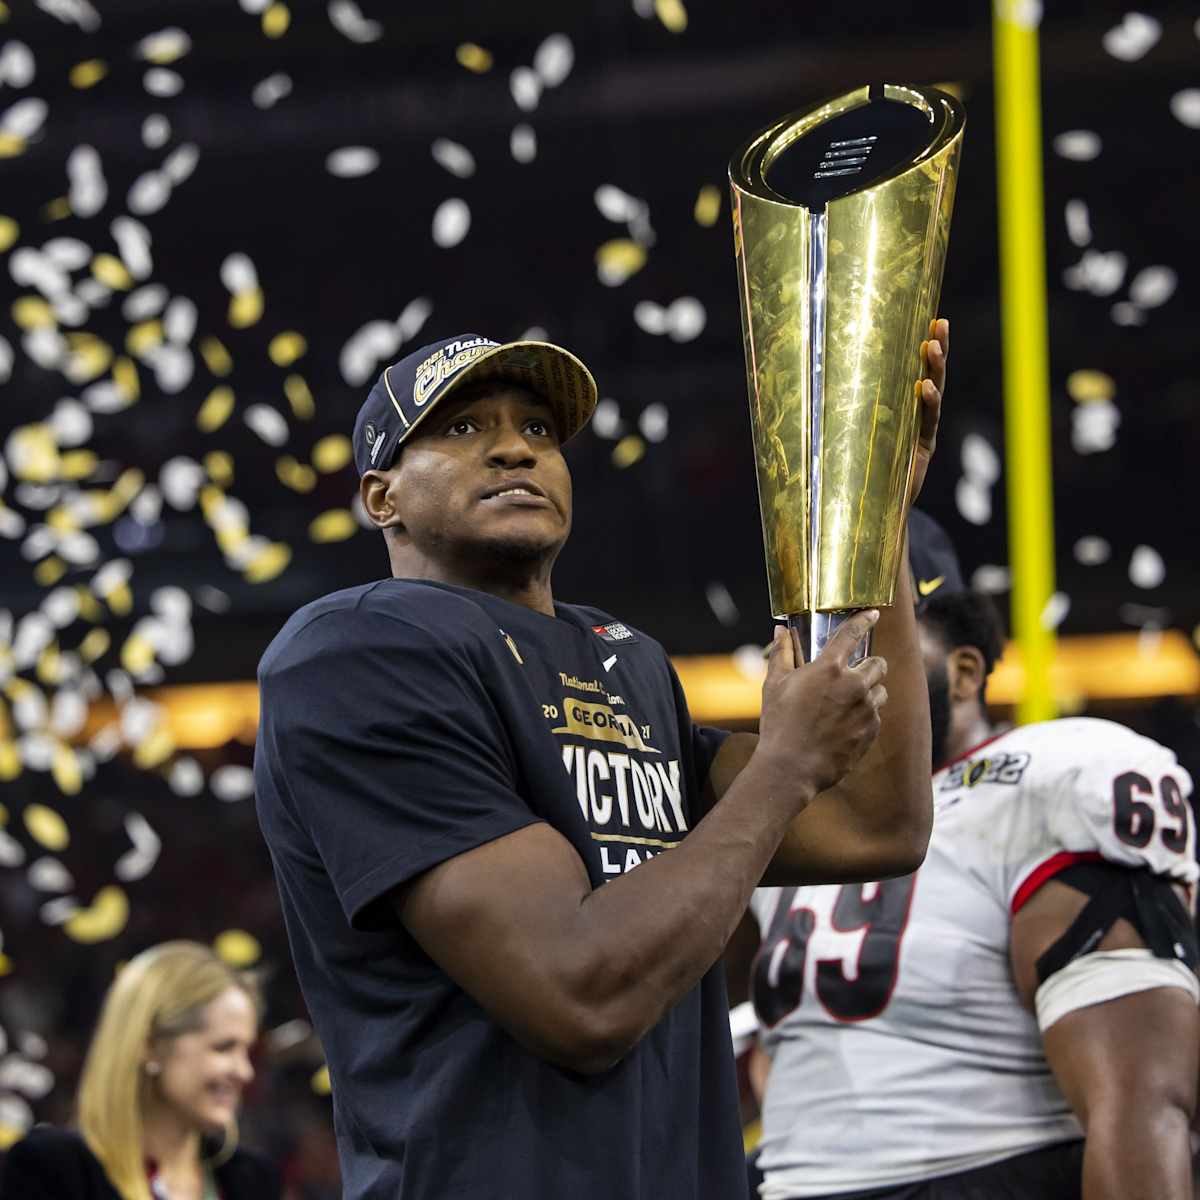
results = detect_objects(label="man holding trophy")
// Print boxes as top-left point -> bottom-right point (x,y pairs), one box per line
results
255,84 -> 956,1198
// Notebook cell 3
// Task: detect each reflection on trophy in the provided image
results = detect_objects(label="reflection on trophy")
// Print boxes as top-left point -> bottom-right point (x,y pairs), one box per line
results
730,84 -> 965,661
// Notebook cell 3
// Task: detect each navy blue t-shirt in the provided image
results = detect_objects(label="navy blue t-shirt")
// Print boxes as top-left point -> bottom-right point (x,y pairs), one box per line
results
254,579 -> 746,1200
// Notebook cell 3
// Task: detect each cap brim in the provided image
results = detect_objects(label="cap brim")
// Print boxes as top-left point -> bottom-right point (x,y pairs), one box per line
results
391,340 -> 598,449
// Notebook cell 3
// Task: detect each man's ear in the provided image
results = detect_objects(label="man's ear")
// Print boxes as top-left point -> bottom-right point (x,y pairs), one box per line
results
948,645 -> 986,704
360,470 -> 404,532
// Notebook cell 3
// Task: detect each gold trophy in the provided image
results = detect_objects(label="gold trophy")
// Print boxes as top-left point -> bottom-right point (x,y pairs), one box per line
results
730,84 -> 964,660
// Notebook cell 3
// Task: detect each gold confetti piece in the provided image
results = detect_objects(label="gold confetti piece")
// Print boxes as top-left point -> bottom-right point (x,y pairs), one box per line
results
0,803 -> 7,823
311,434 -> 352,473
263,3 -> 291,37
311,1065 -> 331,1095
79,628 -> 110,662
1066,369 -> 1116,404
199,484 -> 225,518
269,331 -> 306,367
65,886 -> 129,943
43,196 -> 71,221
0,742 -> 19,782
52,744 -> 82,796
105,582 -> 133,617
9,423 -> 58,481
76,587 -> 102,623
197,386 -> 235,432
214,929 -> 261,967
655,0 -> 688,32
133,724 -> 175,769
284,374 -> 314,419
25,804 -> 69,851
228,288 -> 264,329
113,357 -> 140,402
126,320 -> 164,355
694,185 -> 721,227
65,332 -> 113,383
70,59 -> 108,88
204,450 -> 234,486
612,435 -> 647,469
92,254 -> 134,290
310,509 -> 357,543
456,43 -> 493,72
216,525 -> 249,555
595,239 -> 647,286
0,216 -> 18,252
34,558 -> 67,586
0,956 -> 10,981
37,646 -> 63,685
60,450 -> 99,480
0,132 -> 25,158
276,456 -> 316,493
113,468 -> 146,507
0,3 -> 8,20
47,505 -> 78,532
13,296 -> 55,329
244,542 -> 292,583
200,336 -> 233,376
121,632 -> 156,674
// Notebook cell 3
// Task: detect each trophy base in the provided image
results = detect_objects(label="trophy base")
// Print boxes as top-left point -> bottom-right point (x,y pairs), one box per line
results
786,610 -> 872,666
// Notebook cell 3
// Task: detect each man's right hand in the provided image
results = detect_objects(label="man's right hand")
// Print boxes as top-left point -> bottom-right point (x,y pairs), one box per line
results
756,610 -> 888,802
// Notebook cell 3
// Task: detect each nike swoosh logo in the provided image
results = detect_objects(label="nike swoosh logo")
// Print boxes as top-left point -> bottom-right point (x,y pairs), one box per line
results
918,576 -> 945,597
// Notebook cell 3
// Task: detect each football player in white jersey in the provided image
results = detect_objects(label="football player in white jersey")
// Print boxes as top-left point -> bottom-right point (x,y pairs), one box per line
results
731,527 -> 1199,1200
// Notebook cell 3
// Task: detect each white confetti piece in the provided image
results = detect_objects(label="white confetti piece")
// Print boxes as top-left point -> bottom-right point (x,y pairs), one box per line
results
1129,544 -> 1165,589
211,764 -> 255,802
510,123 -> 537,163
36,0 -> 100,32
76,278 -> 111,308
0,1094 -> 33,1142
0,336 -> 11,384
120,697 -> 162,747
40,896 -> 79,925
1063,249 -> 1126,296
127,170 -> 172,216
58,530 -> 99,565
20,735 -> 56,770
1110,301 -> 1145,327
955,477 -> 991,525
705,582 -> 739,626
0,509 -> 28,539
244,403 -> 290,447
196,585 -> 231,613
168,756 -> 205,796
10,248 -> 70,299
595,184 -> 643,223
665,296 -> 705,342
960,433 -> 1000,485
18,1034 -> 48,1060
0,1057 -> 54,1099
971,564 -> 1011,594
1128,266 -> 1176,308
1064,199 -> 1090,247
2,97 -> 47,139
1171,89 -> 1200,129
0,41 -> 36,89
220,252 -> 258,294
510,67 -> 542,112
1102,12 -> 1161,61
143,68 -> 184,98
432,198 -> 471,248
633,300 -> 667,335
53,294 -> 87,327
431,138 -> 475,178
81,379 -> 125,413
115,812 -> 160,881
41,587 -> 80,627
42,237 -> 90,271
14,483 -> 58,511
328,0 -> 383,43
591,398 -> 622,439
142,113 -> 171,148
52,399 -> 91,447
136,27 -> 192,63
67,145 -> 106,217
149,343 -> 194,393
151,585 -> 191,623
12,614 -> 54,667
0,831 -> 27,868
49,689 -> 86,738
396,296 -> 434,342
1071,400 -> 1120,454
326,146 -> 379,178
1040,591 -> 1070,630
130,486 -> 163,526
1073,535 -> 1111,565
163,142 -> 199,184
239,0 -> 271,11
88,723 -> 122,762
28,857 -> 73,892
1053,130 -> 1101,161
732,644 -> 768,683
252,72 -> 292,109
112,218 -> 153,280
163,296 -> 198,343
533,34 -> 574,88
122,283 -> 167,321
638,402 -> 669,442
160,457 -> 205,509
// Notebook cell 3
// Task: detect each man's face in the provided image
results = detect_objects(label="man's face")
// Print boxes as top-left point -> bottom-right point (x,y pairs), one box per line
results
382,382 -> 572,570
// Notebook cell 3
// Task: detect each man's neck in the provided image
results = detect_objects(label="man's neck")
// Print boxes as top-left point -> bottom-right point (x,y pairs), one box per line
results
386,543 -> 556,616
944,710 -> 999,764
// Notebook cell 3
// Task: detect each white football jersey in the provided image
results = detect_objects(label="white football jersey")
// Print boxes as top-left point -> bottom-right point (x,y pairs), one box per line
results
750,717 -> 1196,1198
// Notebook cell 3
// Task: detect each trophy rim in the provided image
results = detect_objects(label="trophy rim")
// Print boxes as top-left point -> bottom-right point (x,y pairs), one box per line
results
728,83 -> 966,211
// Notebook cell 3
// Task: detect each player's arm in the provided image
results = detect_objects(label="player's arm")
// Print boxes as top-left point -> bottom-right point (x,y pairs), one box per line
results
701,323 -> 948,885
395,613 -> 886,1075
1011,877 -> 1199,1200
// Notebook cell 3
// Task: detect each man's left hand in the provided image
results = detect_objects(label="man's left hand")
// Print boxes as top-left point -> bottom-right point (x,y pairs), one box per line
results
910,316 -> 949,503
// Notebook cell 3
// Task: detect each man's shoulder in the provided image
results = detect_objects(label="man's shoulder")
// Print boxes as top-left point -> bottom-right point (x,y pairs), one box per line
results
559,602 -> 664,654
258,580 -> 495,679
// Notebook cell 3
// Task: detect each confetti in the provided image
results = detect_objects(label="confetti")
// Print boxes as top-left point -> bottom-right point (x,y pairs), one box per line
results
127,170 -> 172,216
163,143 -> 199,185
431,139 -> 475,179
955,477 -> 991,525
1040,592 -> 1070,630
311,434 -> 352,473
1171,89 -> 1200,129
143,68 -> 184,98
69,60 -> 106,89
24,803 -> 68,851
510,67 -> 542,113
326,146 -> 379,178
284,374 -> 314,418
36,0 -> 101,32
0,41 -> 34,88
595,240 -> 646,287
704,582 -> 739,627
432,198 -> 471,248
215,929 -> 262,966
1053,130 -> 1101,161
654,0 -> 688,33
262,3 -> 291,38
251,73 -> 292,109
1102,13 -> 1161,61
694,185 -> 721,227
269,331 -> 306,366
64,886 -> 129,943
1063,249 -> 1125,296
27,857 -> 73,892
309,509 -> 356,542
732,644 -> 768,682
591,398 -> 622,439
1127,266 -> 1176,308
510,124 -> 536,163
244,404 -> 289,447
533,34 -> 574,88
638,403 -> 669,442
612,435 -> 646,469
1129,544 -> 1165,589
137,28 -> 192,65
211,764 -> 255,802
328,0 -> 382,43
1071,400 -> 1120,454
67,145 -> 106,217
114,812 -> 160,881
2,97 -> 47,141
1066,370 -> 1114,403
167,757 -> 205,795
456,43 -> 493,73
1064,199 -> 1090,247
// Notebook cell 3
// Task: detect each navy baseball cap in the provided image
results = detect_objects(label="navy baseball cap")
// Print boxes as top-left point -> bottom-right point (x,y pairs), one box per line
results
353,333 -> 599,475
908,507 -> 965,608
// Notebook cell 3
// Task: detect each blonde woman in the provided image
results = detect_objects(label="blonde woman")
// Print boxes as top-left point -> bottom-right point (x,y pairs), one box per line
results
1,940 -> 280,1200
